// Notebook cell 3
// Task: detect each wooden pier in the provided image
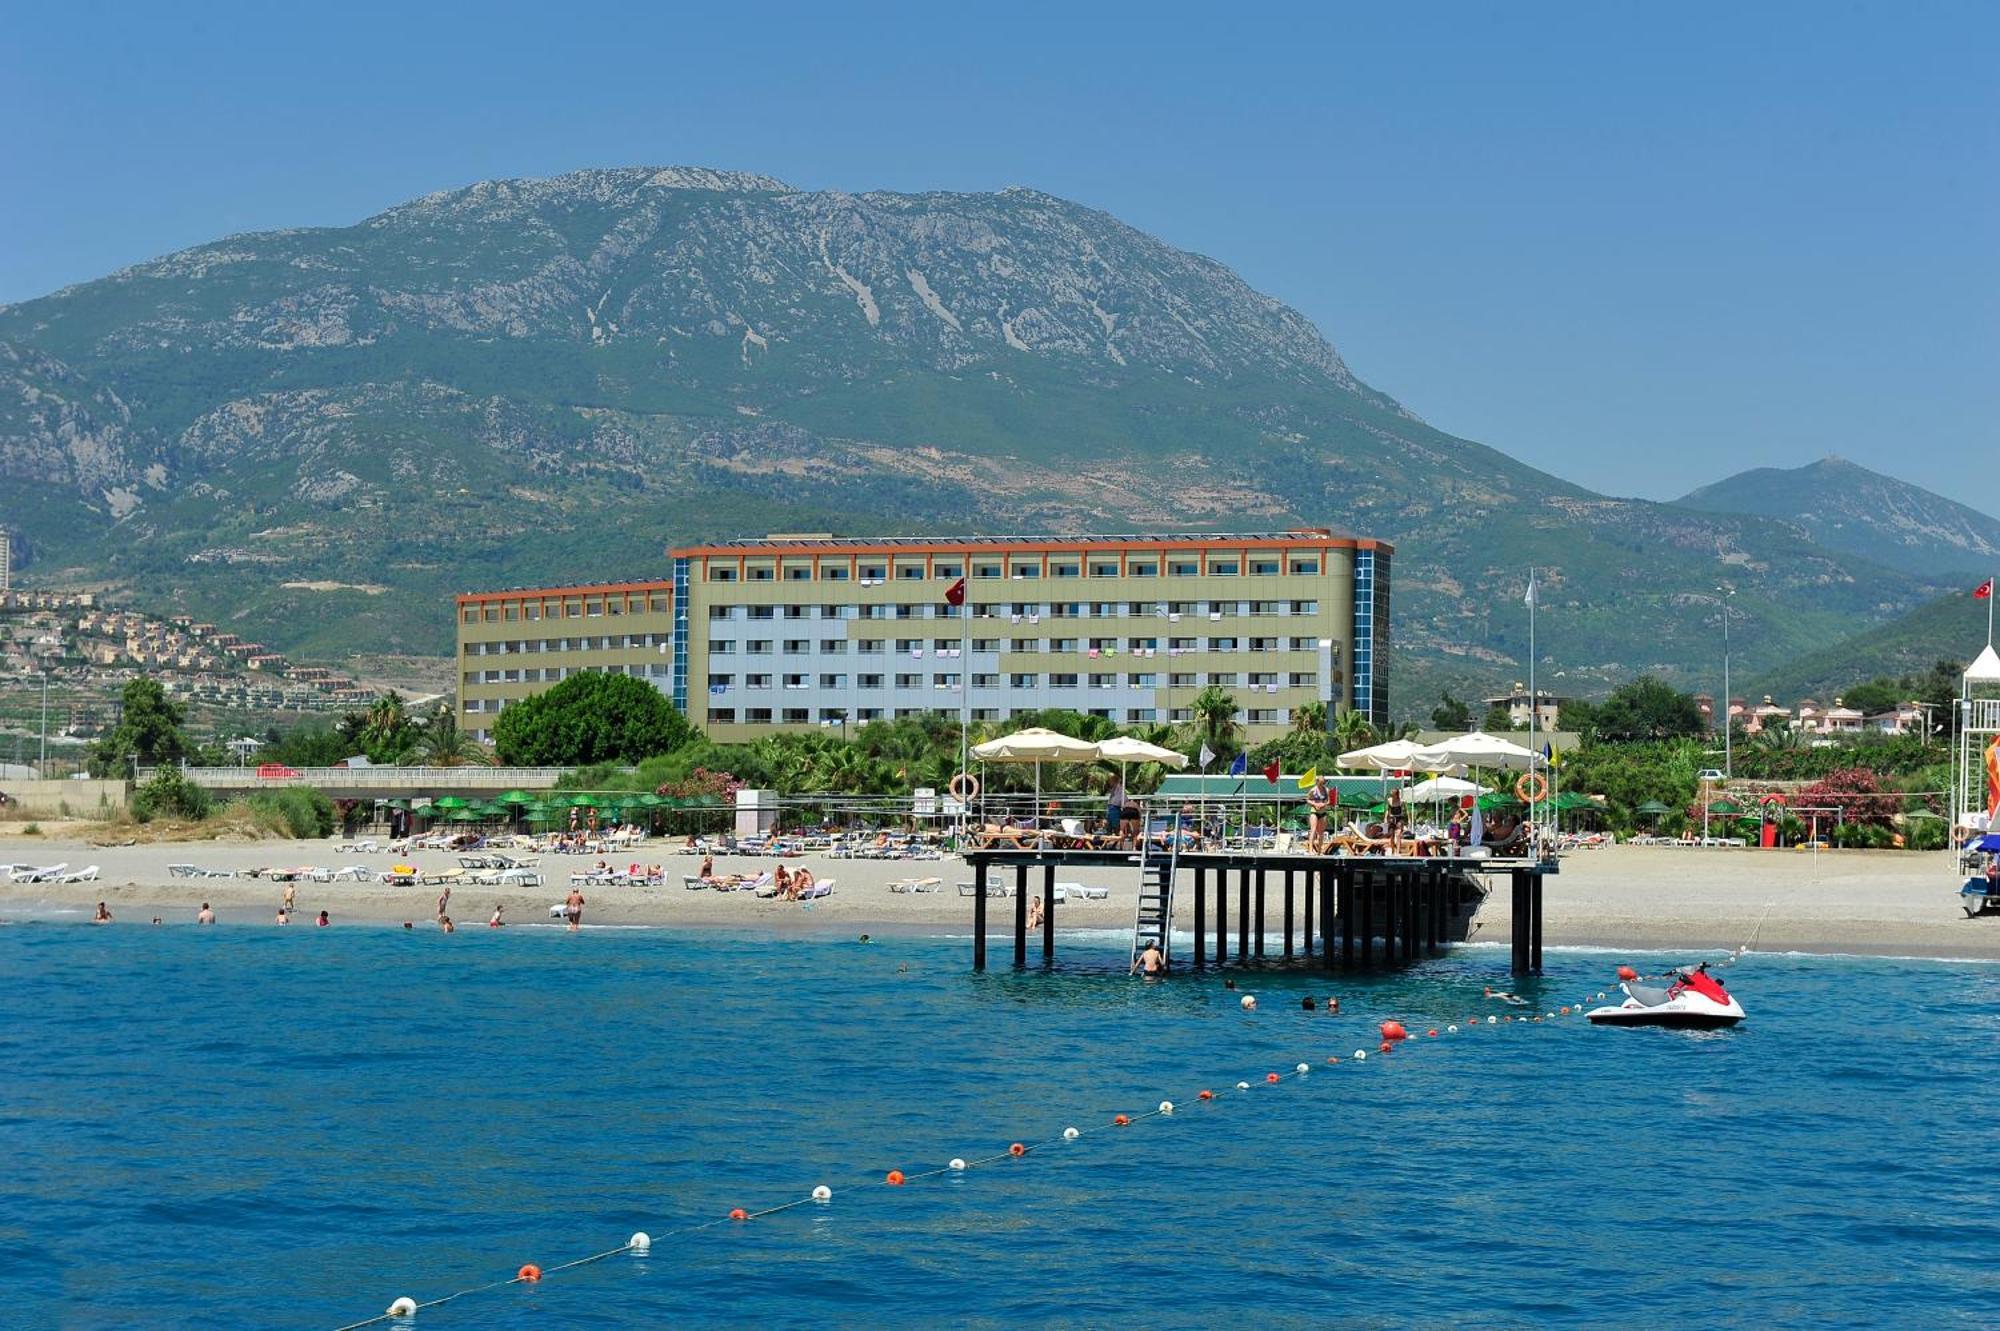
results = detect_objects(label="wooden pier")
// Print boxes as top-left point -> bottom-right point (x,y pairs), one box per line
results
963,849 -> 1554,975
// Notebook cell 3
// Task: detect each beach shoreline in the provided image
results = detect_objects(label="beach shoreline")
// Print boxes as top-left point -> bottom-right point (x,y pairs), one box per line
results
4,834 -> 1994,960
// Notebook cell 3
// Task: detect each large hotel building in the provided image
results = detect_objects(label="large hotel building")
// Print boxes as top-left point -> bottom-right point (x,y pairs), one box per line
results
456,529 -> 1389,745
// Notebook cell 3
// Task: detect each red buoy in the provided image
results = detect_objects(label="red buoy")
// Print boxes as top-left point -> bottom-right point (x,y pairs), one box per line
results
518,1264 -> 542,1282
1113,1114 -> 1130,1126
1380,1040 -> 1394,1053
1266,1072 -> 1281,1083
1198,1089 -> 1214,1101
1617,965 -> 1639,982
728,1208 -> 748,1221
1008,1142 -> 1026,1157
1426,1029 -> 1439,1038
1380,1020 -> 1409,1041
884,1171 -> 905,1187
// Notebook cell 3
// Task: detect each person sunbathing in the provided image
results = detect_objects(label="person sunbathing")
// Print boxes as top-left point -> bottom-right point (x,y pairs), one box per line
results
774,865 -> 793,899
791,868 -> 816,900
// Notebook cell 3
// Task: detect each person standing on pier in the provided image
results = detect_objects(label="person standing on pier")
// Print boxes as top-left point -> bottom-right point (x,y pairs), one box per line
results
1105,774 -> 1128,843
1306,775 -> 1333,854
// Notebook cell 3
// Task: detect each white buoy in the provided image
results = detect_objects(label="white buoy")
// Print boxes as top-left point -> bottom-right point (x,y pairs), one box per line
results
1236,1081 -> 1250,1091
388,1296 -> 418,1317
1488,1015 -> 1498,1024
1062,1126 -> 1079,1141
1240,994 -> 1256,1010
628,1231 -> 651,1253
1296,1062 -> 1310,1075
949,1157 -> 967,1171
1447,1025 -> 1458,1033
1159,1100 -> 1175,1115
1354,1050 -> 1367,1061
811,1185 -> 832,1202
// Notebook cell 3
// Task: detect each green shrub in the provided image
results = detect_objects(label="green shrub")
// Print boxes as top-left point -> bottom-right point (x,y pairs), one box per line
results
131,768 -> 214,823
235,789 -> 336,839
1904,818 -> 1948,852
22,823 -> 39,836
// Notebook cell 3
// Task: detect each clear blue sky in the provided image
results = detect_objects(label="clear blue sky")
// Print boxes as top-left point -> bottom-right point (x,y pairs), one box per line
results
2,1 -> 1993,502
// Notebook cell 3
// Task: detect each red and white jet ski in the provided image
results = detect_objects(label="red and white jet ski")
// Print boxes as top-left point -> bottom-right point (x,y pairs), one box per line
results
1587,962 -> 1744,1029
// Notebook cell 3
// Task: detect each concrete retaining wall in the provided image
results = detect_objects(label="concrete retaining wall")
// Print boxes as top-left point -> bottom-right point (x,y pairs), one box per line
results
0,778 -> 128,817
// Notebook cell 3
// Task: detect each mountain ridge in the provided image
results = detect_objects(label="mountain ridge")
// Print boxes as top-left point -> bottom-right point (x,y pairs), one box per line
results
0,167 -> 1945,705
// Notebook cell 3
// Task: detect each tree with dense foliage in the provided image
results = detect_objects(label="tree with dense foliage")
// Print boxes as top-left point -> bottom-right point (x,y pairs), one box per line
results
1592,676 -> 1706,742
1480,704 -> 1518,733
493,672 -> 694,766
1189,686 -> 1242,757
1290,701 -> 1328,735
403,705 -> 495,767
1430,692 -> 1472,731
1331,708 -> 1376,754
88,677 -> 192,775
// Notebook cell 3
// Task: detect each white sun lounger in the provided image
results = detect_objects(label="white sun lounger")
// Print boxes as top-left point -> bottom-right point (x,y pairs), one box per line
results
9,863 -> 65,884
1058,881 -> 1110,901
56,865 -> 101,884
889,876 -> 943,894
955,876 -> 1008,898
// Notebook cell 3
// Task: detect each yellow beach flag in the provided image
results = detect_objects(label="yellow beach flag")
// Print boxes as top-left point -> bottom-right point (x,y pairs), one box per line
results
1296,766 -> 1319,790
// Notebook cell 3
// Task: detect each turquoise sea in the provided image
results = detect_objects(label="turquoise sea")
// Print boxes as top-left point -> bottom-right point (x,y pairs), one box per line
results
2,921 -> 1998,1329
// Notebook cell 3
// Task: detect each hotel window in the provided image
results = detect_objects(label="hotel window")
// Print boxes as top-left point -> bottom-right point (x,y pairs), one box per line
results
1168,560 -> 1199,576
972,638 -> 1000,652
748,606 -> 775,620
1091,562 -> 1119,578
783,708 -> 809,724
897,566 -> 925,580
858,639 -> 885,655
1248,601 -> 1279,616
1291,672 -> 1317,687
895,638 -> 921,653
933,673 -> 960,689
857,707 -> 884,721
503,604 -> 518,621
1132,673 -> 1157,688
747,640 -> 772,655
1209,672 -> 1241,686
972,562 -> 1002,578
935,562 -> 963,578
747,707 -> 773,723
564,600 -> 582,617
709,604 -> 735,620
783,639 -> 809,654
1250,637 -> 1278,652
821,639 -> 847,654
1170,672 -> 1196,688
895,707 -> 923,719
1290,600 -> 1319,615
1249,672 -> 1277,687
707,708 -> 735,723
1088,708 -> 1115,721
896,673 -> 922,688
747,674 -> 772,689
1247,709 -> 1278,725
1088,637 -> 1115,652
1050,673 -> 1078,689
1211,637 -> 1240,651
747,567 -> 775,582
783,673 -> 808,689
710,640 -> 736,656
1128,562 -> 1157,577
932,637 -> 957,652
970,708 -> 997,722
1129,708 -> 1158,722
709,567 -> 738,582
1129,637 -> 1157,652
1052,563 -> 1080,578
1014,638 -> 1043,653
973,672 -> 1001,688
710,673 -> 736,689
858,674 -> 884,689
1046,638 -> 1074,653
818,709 -> 847,724
1090,672 -> 1116,689
1169,707 -> 1191,723
1290,636 -> 1319,651
1051,602 -> 1080,618
861,565 -> 887,581
785,567 -> 812,581
820,604 -> 849,620
1209,561 -> 1239,576
1011,563 -> 1040,579
783,605 -> 808,619
1289,558 -> 1320,575
1169,636 -> 1196,651
1209,601 -> 1238,617
858,604 -> 886,620
1250,559 -> 1280,576
1090,602 -> 1118,617
820,674 -> 846,689
461,608 -> 477,624
894,604 -> 920,620
823,566 -> 850,582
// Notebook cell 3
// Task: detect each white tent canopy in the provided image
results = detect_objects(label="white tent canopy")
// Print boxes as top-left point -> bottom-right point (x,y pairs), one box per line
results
1335,738 -> 1436,772
970,728 -> 1103,763
1096,736 -> 1189,768
1402,775 -> 1490,803
1965,645 -> 2000,684
1410,731 -> 1541,772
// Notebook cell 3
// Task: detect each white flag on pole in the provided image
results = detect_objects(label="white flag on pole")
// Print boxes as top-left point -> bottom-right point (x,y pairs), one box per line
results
1198,742 -> 1215,770
1524,574 -> 1538,609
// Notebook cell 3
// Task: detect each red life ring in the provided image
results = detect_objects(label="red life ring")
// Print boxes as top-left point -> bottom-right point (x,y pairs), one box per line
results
1515,772 -> 1550,803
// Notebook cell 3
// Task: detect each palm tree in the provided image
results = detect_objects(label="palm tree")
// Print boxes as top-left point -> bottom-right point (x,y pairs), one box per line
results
1332,708 -> 1377,754
402,706 -> 494,767
1189,685 -> 1241,754
1290,701 -> 1328,735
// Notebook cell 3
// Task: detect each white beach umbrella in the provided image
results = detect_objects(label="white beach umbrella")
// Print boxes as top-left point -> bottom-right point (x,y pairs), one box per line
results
1402,775 -> 1489,803
1411,731 -> 1540,772
1096,736 -> 1189,768
1335,738 -> 1435,772
970,728 -> 1103,827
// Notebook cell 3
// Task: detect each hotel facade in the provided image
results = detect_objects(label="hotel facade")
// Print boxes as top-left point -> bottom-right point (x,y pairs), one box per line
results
456,530 -> 1390,744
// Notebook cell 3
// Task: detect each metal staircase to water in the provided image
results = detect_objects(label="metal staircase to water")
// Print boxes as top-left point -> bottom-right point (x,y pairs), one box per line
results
1131,832 -> 1180,969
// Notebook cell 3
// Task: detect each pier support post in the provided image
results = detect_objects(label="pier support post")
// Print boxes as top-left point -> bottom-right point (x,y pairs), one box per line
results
1237,867 -> 1250,961
1254,869 -> 1266,959
1383,871 -> 1398,963
1215,862 -> 1227,965
1530,871 -> 1543,974
1283,869 -> 1295,958
1510,869 -> 1530,976
1338,866 -> 1355,967
1303,864 -> 1316,955
1014,861 -> 1029,969
1359,869 -> 1375,966
1401,871 -> 1417,962
1192,866 -> 1207,969
972,854 -> 988,971
1043,862 -> 1056,963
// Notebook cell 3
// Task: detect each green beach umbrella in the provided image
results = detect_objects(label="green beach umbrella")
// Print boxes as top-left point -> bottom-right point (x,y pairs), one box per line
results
432,796 -> 471,810
496,789 -> 535,806
1476,792 -> 1524,812
1707,797 -> 1746,816
1634,799 -> 1672,816
566,793 -> 602,808
638,793 -> 666,807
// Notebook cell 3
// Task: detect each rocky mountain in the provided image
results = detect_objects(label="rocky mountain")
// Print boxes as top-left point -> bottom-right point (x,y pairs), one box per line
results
1675,456 -> 2000,580
0,167 -> 1948,703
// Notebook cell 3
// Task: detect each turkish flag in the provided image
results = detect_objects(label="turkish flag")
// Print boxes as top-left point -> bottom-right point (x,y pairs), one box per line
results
1263,759 -> 1281,785
1976,578 -> 1993,601
944,576 -> 967,607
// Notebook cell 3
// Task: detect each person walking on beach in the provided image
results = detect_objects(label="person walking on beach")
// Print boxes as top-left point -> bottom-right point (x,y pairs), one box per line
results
281,883 -> 297,915
435,884 -> 452,921
1130,939 -> 1165,976
564,886 -> 585,932
197,903 -> 215,925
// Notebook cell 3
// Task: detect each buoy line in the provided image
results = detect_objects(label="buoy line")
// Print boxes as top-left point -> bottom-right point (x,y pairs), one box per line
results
334,980 -> 1667,1328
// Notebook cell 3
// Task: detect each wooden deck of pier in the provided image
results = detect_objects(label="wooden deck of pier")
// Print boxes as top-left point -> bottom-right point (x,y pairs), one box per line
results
963,848 -> 1555,976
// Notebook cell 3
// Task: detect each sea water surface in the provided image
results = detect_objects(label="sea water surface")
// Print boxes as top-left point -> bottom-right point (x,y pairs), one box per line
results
2,922 -> 1997,1329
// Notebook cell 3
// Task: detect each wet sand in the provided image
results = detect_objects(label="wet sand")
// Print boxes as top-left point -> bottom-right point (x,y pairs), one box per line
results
1,834 -> 1992,959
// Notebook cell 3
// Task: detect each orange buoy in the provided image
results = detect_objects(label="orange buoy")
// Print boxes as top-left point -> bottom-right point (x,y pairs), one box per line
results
884,1171 -> 905,1187
1009,1142 -> 1026,1157
518,1264 -> 542,1282
1426,1029 -> 1439,1038
1266,1072 -> 1281,1083
1380,1020 -> 1409,1041
1617,965 -> 1638,982
1114,1114 -> 1130,1126
1198,1089 -> 1214,1101
728,1208 -> 748,1221
1380,1040 -> 1393,1053
1559,1006 -> 1570,1015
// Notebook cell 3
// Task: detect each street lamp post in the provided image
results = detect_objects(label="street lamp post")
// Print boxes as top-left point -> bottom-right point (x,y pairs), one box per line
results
1719,587 -> 1734,781
39,668 -> 50,775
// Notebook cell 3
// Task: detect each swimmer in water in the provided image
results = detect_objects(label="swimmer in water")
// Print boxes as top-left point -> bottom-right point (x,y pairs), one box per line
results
489,904 -> 506,927
197,903 -> 215,925
1301,996 -> 1315,1010
440,916 -> 455,933
93,901 -> 112,924
858,933 -> 871,944
1130,940 -> 1166,977
316,910 -> 330,927
275,908 -> 290,926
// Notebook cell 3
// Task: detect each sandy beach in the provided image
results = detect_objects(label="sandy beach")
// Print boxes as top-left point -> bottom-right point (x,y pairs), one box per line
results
2,831 -> 1992,960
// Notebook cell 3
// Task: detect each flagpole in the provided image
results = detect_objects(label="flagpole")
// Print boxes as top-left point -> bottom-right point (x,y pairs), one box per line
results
1989,572 -> 1995,648
1527,566 -> 1540,848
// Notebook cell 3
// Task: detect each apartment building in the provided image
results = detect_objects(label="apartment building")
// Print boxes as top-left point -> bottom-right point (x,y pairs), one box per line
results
672,529 -> 1389,742
454,580 -> 675,742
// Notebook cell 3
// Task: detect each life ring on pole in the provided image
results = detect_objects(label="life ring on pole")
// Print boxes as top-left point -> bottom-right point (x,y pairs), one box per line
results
948,772 -> 981,802
1515,771 -> 1550,804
